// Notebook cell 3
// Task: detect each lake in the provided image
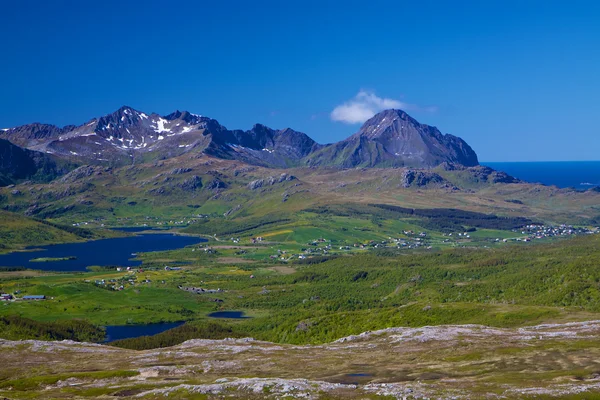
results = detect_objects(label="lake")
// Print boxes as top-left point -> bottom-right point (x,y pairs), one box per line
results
0,233 -> 206,272
103,321 -> 185,343
483,161 -> 600,190
207,311 -> 249,319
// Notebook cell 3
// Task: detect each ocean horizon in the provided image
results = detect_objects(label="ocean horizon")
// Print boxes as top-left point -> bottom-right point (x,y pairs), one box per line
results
482,161 -> 600,190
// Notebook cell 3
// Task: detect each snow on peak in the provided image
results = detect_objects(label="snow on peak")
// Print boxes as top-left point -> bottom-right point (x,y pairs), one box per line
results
152,118 -> 171,133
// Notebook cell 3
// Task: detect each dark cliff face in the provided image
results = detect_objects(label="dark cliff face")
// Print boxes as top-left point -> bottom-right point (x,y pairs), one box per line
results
306,109 -> 479,168
0,139 -> 72,186
1,107 -> 477,170
206,124 -> 322,168
0,123 -> 71,148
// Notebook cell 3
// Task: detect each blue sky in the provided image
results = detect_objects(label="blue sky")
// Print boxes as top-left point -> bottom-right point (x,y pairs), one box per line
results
1,0 -> 598,161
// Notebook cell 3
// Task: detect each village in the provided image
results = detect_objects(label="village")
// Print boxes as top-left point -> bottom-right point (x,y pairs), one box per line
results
238,224 -> 600,263
513,224 -> 598,240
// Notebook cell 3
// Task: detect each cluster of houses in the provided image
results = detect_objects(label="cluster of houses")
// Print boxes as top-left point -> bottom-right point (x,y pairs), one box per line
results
442,232 -> 472,239
70,214 -> 208,230
179,285 -> 225,294
227,235 -> 265,244
1,293 -> 46,301
88,264 -> 185,292
194,246 -> 216,254
513,224 -> 599,240
89,274 -> 138,291
265,236 -> 435,262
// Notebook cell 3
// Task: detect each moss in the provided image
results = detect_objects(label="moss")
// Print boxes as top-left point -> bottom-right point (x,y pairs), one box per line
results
0,370 -> 138,391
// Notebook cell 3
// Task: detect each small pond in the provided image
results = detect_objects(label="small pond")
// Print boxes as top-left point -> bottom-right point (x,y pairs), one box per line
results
328,372 -> 374,385
0,234 -> 206,272
103,321 -> 185,343
207,311 -> 250,319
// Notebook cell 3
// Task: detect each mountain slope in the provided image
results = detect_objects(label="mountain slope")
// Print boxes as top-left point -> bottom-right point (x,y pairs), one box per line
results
0,210 -> 88,252
306,109 -> 479,168
1,107 -> 321,168
0,139 -> 73,186
2,107 -> 477,169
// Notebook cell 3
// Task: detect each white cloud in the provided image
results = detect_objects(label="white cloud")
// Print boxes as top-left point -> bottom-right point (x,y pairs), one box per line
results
330,90 -> 436,124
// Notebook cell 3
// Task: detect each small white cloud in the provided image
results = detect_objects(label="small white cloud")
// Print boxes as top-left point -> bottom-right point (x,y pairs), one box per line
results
331,90 -> 435,124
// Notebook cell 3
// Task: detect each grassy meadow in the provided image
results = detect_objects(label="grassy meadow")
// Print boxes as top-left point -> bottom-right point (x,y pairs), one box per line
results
2,231 -> 600,347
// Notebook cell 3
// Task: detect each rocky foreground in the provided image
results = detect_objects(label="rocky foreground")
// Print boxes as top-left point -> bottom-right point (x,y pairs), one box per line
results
2,321 -> 600,399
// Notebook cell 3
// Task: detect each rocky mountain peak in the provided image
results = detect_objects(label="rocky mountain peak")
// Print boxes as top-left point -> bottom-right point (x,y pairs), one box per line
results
356,109 -> 438,141
305,109 -> 478,168
0,107 -> 479,170
357,109 -> 415,139
164,110 -> 205,124
95,106 -> 148,132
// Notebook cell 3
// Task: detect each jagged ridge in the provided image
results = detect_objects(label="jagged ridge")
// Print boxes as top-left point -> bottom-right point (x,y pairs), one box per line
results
1,107 -> 478,169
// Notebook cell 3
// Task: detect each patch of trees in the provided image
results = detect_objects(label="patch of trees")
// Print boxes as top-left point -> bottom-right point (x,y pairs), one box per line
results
305,203 -> 533,231
292,272 -> 329,283
293,255 -> 339,265
34,218 -> 96,238
184,215 -> 291,236
0,315 -> 105,342
370,204 -> 533,231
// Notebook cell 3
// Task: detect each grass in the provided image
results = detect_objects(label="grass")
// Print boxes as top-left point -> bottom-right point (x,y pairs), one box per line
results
0,370 -> 138,391
2,234 -> 600,347
2,156 -> 600,396
0,210 -> 83,253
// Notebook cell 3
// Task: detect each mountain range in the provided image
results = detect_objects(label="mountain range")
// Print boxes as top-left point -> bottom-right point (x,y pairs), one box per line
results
0,107 -> 478,171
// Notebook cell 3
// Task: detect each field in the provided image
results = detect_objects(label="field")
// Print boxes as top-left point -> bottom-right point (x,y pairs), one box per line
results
2,234 -> 600,397
2,156 -> 600,397
3,234 -> 600,344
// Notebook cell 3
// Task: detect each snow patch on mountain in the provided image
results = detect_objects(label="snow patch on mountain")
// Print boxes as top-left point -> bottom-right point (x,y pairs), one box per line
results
153,118 -> 171,133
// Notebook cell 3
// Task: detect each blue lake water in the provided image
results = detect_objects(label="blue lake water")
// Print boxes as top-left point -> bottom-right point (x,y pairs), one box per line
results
207,311 -> 249,319
103,321 -> 185,343
483,161 -> 600,190
0,233 -> 205,271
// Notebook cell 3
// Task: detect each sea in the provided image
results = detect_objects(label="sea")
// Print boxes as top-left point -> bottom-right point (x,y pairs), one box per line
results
482,161 -> 600,190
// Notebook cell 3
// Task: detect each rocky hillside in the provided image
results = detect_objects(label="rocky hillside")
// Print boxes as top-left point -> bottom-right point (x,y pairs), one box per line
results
0,138 -> 73,186
3,319 -> 600,398
306,109 -> 479,168
1,107 -> 477,169
0,106 -> 322,168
